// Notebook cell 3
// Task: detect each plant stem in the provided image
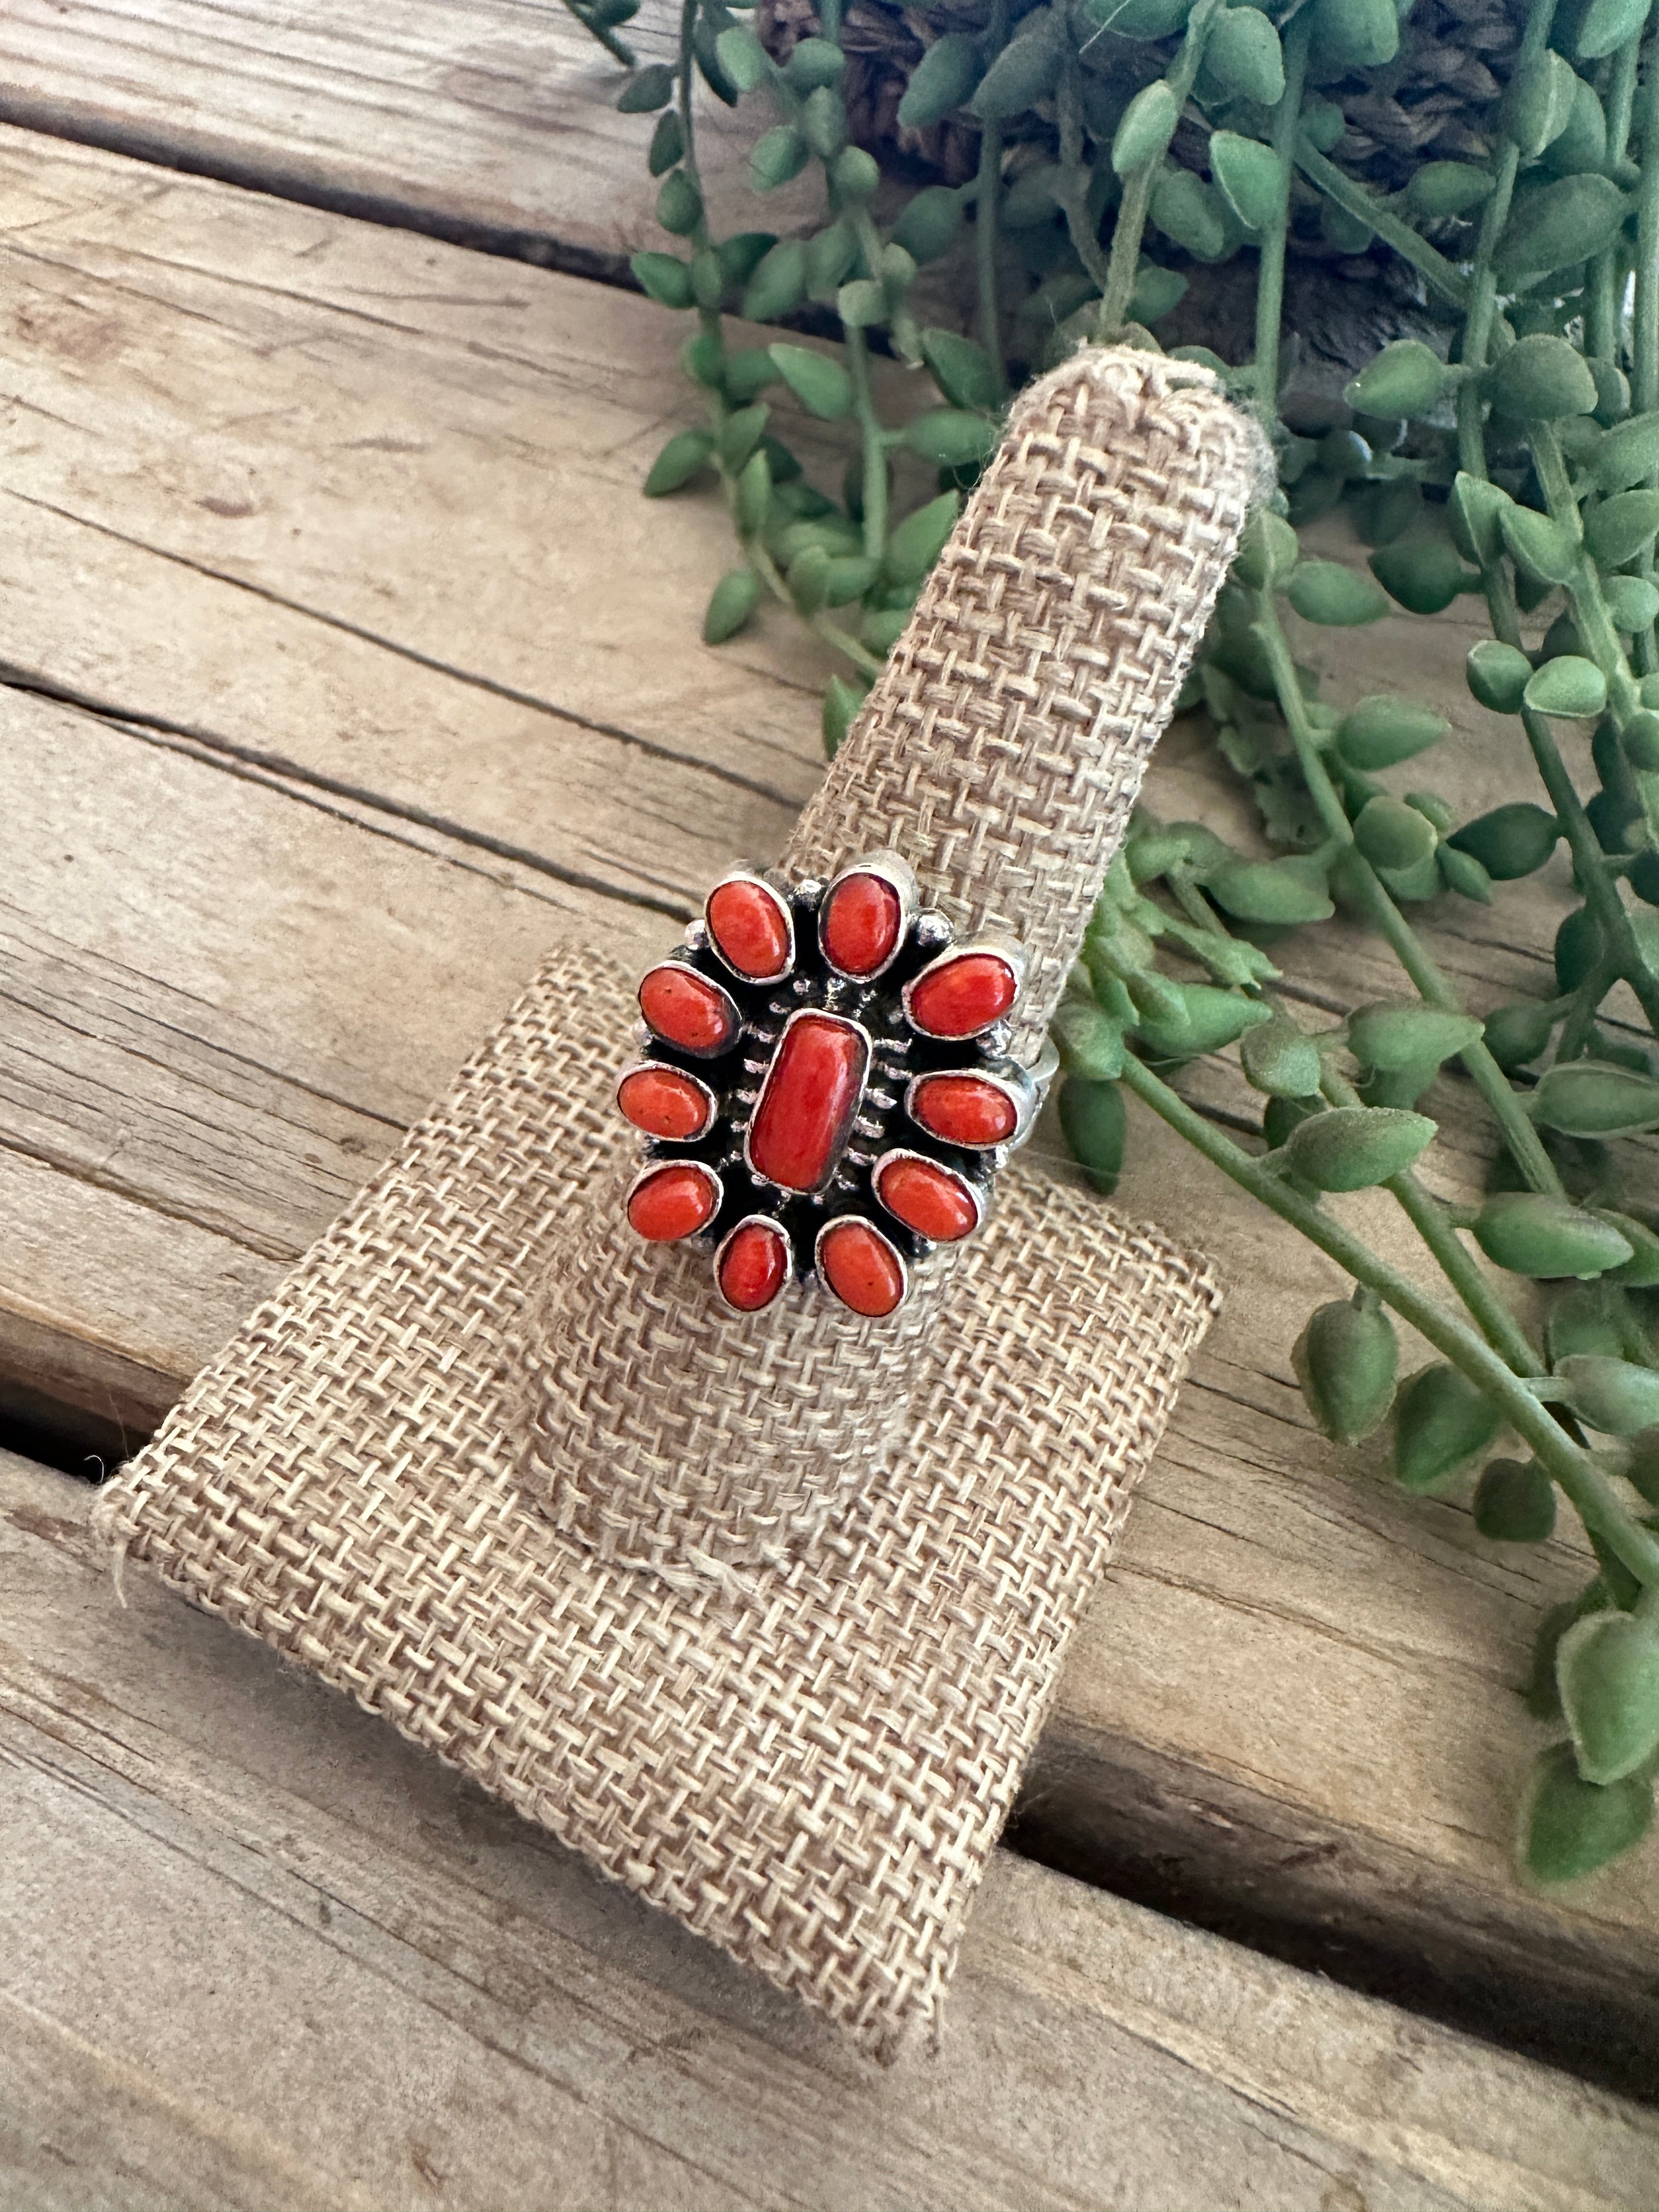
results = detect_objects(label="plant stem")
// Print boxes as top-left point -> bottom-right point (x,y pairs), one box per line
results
1253,595 -> 1566,1194
1293,143 -> 1470,311
1097,0 -> 1222,338
1118,1052 -> 1659,1587
1056,58 -> 1114,296
562,0 -> 636,67
1321,1069 -> 1541,1371
1251,12 -> 1311,430
843,325 -> 890,565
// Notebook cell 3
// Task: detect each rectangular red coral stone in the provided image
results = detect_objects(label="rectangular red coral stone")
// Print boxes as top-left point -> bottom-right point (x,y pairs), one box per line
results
746,1012 -> 871,1193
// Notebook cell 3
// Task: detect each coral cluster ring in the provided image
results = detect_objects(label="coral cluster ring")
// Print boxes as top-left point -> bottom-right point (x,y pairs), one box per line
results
616,851 -> 1049,1318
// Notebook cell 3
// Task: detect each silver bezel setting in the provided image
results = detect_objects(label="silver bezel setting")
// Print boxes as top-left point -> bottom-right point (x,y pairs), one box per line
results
712,1212 -> 792,1313
616,1059 -> 718,1143
871,1146 -> 987,1244
637,960 -> 742,1062
743,1007 -> 874,1197
902,1063 -> 1038,1152
814,1215 -> 910,1317
900,931 -> 1030,1041
623,1157 -> 725,1240
818,847 -> 921,983
704,867 -> 796,986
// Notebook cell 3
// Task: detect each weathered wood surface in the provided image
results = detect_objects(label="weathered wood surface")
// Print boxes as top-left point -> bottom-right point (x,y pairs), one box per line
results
1,126 -> 1657,2097
0,0 -> 841,281
6,1446 -> 1658,2212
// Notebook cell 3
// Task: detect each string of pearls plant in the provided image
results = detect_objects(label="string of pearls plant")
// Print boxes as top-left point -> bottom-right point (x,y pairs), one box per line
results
572,0 -> 1659,1884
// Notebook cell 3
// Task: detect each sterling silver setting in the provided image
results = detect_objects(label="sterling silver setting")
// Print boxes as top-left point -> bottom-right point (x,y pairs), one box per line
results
617,851 -> 1052,1316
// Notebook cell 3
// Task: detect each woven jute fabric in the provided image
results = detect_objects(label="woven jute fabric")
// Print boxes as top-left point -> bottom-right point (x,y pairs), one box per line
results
523,347 -> 1266,1577
92,343 -> 1260,2054
92,945 -> 1220,2058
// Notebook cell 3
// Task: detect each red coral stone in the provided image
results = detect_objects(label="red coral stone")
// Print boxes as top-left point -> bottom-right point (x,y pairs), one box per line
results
618,1066 -> 713,1141
747,1013 -> 870,1193
638,964 -> 737,1056
627,1162 -> 719,1242
718,1219 -> 788,1311
907,951 -> 1018,1039
821,872 -> 902,977
707,877 -> 792,980
910,1074 -> 1018,1147
819,1220 -> 905,1316
876,1155 -> 979,1242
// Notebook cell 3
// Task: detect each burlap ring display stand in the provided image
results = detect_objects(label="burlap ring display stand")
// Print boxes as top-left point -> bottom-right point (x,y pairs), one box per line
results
93,347 -> 1265,2059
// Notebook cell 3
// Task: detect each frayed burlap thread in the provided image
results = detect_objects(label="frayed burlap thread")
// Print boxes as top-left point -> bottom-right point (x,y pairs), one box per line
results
522,347 -> 1267,1578
92,945 -> 1220,2059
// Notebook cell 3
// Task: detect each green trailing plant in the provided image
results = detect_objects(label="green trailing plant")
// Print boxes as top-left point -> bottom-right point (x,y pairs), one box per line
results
581,0 -> 1659,1884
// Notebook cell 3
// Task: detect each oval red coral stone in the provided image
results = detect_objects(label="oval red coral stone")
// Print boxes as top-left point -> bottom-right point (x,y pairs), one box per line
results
718,1220 -> 788,1311
617,1066 -> 712,1142
877,1155 -> 979,1242
910,1074 -> 1018,1147
907,951 -> 1017,1039
638,964 -> 737,1056
707,878 -> 792,980
819,1220 -> 905,1316
627,1163 -> 718,1242
821,872 -> 901,977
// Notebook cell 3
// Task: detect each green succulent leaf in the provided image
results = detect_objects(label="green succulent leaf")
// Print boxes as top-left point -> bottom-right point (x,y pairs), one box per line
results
1151,167 -> 1231,261
1593,410 -> 1659,494
900,408 -> 1000,468
1053,1001 -> 1127,1082
1309,0 -> 1400,69
971,9 -> 1065,119
703,566 -> 761,644
1293,1289 -> 1399,1444
1344,340 -> 1448,421
1130,982 -> 1273,1058
821,673 -> 868,758
1334,695 -> 1450,771
1489,334 -> 1599,421
1206,856 -> 1334,923
1282,1106 -> 1438,1192
1346,1002 -> 1481,1071
769,342 -> 855,420
1465,640 -> 1533,715
1059,1074 -> 1128,1192
1286,561 -> 1390,626
1209,132 -> 1283,234
899,33 -> 984,127
1206,7 -> 1285,104
1558,1611 -> 1659,1784
1522,1742 -> 1654,1883
1496,174 -> 1629,283
919,329 -> 1003,413
1392,1362 -> 1500,1491
1524,656 -> 1609,719
1532,1058 -> 1659,1137
1555,1353 -> 1659,1435
1113,81 -> 1180,177
644,428 -> 715,497
1240,1007 -> 1323,1098
1472,1194 -> 1634,1279
1474,1459 -> 1557,1543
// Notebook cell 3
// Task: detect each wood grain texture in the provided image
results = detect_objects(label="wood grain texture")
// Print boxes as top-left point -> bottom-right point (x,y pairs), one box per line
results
1,128 -> 1657,2095
0,0 -> 828,278
6,1447 -> 1657,2212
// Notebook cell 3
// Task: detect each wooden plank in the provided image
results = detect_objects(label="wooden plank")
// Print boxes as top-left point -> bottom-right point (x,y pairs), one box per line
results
5,1447 -> 1656,2212
1,129 -> 1657,2097
0,0 -> 820,280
